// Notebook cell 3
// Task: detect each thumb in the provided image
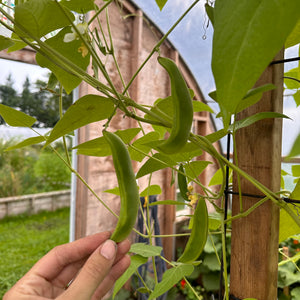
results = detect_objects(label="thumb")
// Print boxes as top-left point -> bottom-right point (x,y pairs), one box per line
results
61,239 -> 117,300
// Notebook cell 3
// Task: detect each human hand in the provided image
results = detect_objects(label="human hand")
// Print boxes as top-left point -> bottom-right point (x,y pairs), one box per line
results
4,231 -> 131,300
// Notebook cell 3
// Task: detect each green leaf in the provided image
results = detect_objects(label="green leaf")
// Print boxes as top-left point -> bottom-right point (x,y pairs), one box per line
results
166,142 -> 203,163
136,153 -> 176,179
205,3 -> 214,27
279,205 -> 300,243
60,0 -> 96,13
285,68 -> 300,89
5,136 -> 45,151
201,272 -> 220,292
130,243 -> 162,257
293,90 -> 300,107
288,132 -> 300,158
231,112 -> 290,131
149,264 -> 194,299
104,187 -> 120,196
0,36 -> 14,51
75,128 -> 141,157
193,101 -> 214,114
36,27 -> 90,93
7,33 -> 27,53
155,0 -> 168,11
209,213 -> 221,230
129,132 -> 160,162
205,129 -> 228,143
212,0 -> 300,126
292,165 -> 300,178
291,287 -> 300,300
15,0 -> 74,38
185,161 -> 212,183
45,95 -> 114,146
113,255 -> 148,299
286,19 -> 300,48
140,185 -> 162,197
236,84 -> 276,113
203,253 -> 220,271
75,136 -> 110,157
149,200 -> 186,207
278,262 -> 300,288
209,167 -> 232,187
0,104 -> 36,127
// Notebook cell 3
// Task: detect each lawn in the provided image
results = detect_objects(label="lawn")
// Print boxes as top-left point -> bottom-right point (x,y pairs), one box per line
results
0,207 -> 69,298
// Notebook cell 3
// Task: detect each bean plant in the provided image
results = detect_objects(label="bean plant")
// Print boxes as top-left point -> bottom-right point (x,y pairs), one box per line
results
0,0 -> 300,299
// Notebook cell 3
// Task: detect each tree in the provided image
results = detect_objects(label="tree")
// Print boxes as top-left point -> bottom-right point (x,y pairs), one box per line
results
0,74 -> 72,127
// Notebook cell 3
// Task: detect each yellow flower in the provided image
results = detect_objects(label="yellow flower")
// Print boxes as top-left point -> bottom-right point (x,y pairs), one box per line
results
78,43 -> 89,57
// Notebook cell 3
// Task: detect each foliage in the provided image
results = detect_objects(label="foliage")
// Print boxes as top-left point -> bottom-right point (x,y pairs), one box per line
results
0,0 -> 299,299
0,138 -> 71,196
0,74 -> 72,128
0,207 -> 69,298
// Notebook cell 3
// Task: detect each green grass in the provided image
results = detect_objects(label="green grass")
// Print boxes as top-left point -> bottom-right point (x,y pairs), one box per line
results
0,207 -> 70,298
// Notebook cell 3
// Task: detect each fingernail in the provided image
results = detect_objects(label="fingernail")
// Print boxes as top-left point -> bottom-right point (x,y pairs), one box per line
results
100,240 -> 117,260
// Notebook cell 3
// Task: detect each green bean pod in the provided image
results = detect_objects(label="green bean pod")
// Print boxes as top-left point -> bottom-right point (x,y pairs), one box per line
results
103,130 -> 139,243
178,164 -> 189,201
178,198 -> 208,263
157,56 -> 193,154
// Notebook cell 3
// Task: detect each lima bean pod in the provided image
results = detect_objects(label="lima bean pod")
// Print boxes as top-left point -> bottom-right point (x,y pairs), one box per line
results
178,197 -> 208,263
103,130 -> 139,243
178,164 -> 189,201
157,56 -> 193,154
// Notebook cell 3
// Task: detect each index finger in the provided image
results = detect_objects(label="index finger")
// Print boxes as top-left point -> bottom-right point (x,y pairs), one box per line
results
30,231 -> 111,281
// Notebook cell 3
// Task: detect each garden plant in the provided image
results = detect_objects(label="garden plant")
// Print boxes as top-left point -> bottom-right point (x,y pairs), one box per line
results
0,0 -> 300,299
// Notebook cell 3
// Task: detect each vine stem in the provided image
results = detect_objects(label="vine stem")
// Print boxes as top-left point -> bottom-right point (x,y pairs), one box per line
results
122,0 -> 200,95
58,85 -> 71,166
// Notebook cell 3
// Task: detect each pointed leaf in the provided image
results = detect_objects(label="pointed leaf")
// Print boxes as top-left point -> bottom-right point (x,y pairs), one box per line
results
140,185 -> 162,197
288,132 -> 300,158
291,178 -> 300,201
74,128 -> 141,157
205,129 -> 227,143
149,200 -> 186,207
212,0 -> 300,126
185,161 -> 212,183
286,19 -> 300,48
155,0 -> 168,11
292,165 -> 300,178
130,243 -> 162,258
293,90 -> 300,107
167,142 -> 203,163
279,204 -> 300,243
193,101 -> 214,114
15,0 -> 74,38
284,68 -> 300,89
7,33 -> 27,53
45,95 -> 114,146
0,104 -> 36,127
104,187 -> 120,196
6,136 -> 45,151
113,255 -> 148,299
0,36 -> 14,51
236,84 -> 276,113
136,153 -> 176,179
205,3 -> 214,26
36,27 -> 90,93
129,132 -> 160,162
231,112 -> 290,131
149,264 -> 194,299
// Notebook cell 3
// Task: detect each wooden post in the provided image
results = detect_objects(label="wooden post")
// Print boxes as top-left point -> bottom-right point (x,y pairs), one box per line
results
230,50 -> 284,300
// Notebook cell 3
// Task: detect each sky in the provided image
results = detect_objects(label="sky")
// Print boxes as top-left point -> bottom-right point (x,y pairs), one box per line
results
0,0 -> 299,156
